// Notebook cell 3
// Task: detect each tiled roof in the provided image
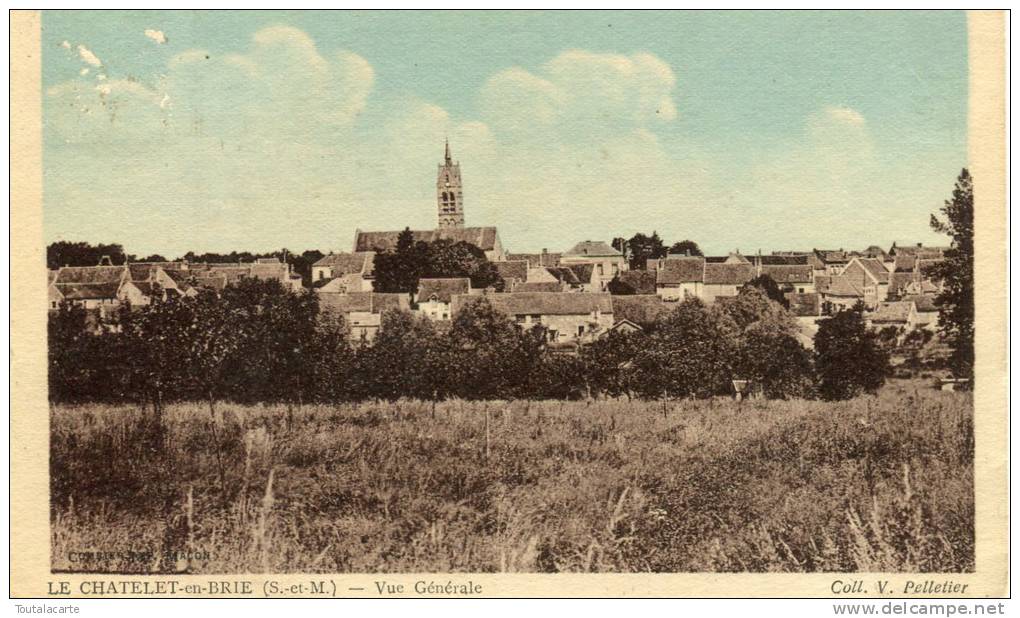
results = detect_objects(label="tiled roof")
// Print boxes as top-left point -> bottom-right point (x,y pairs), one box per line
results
250,263 -> 288,280
565,263 -> 596,283
785,292 -> 821,317
506,252 -> 561,268
860,245 -> 890,260
513,281 -> 565,293
822,276 -> 864,297
312,251 -> 374,276
851,257 -> 890,284
869,301 -> 914,324
903,294 -> 938,313
814,249 -> 850,264
760,264 -> 813,284
656,257 -> 705,284
612,270 -> 657,294
610,294 -> 673,326
417,278 -> 471,304
893,255 -> 917,272
54,282 -> 121,300
319,292 -> 410,314
703,262 -> 754,285
494,260 -> 529,284
888,272 -> 917,297
354,227 -> 499,252
757,254 -> 810,266
545,267 -> 581,286
53,265 -> 125,285
454,292 -> 613,317
564,240 -> 622,257
890,244 -> 947,258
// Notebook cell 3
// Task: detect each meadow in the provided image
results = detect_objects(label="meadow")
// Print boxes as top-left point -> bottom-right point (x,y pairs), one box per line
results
50,380 -> 973,573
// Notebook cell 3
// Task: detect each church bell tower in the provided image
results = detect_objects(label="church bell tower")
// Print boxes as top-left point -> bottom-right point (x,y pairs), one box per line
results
437,140 -> 464,228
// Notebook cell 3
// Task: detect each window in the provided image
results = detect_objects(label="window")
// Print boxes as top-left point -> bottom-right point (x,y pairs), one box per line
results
318,270 -> 325,280
597,264 -> 604,276
577,325 -> 584,337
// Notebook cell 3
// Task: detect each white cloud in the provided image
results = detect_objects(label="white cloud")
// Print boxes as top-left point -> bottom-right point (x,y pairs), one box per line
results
77,44 -> 102,67
479,50 -> 678,141
144,29 -> 167,45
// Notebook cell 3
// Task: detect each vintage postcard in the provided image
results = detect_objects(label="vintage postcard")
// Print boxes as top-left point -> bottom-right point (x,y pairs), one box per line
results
9,9 -> 1008,601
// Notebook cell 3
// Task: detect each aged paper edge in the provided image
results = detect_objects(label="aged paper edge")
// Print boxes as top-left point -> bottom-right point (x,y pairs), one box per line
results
9,9 -> 1008,598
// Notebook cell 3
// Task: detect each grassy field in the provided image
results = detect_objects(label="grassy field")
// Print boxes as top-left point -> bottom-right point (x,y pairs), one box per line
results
50,381 -> 973,573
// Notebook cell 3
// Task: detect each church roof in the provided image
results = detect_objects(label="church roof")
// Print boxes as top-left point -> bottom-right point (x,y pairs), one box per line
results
354,227 -> 499,253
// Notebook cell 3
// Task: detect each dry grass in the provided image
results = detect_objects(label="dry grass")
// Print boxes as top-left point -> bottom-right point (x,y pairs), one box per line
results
50,380 -> 973,573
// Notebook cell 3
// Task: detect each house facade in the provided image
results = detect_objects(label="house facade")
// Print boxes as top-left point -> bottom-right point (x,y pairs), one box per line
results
560,241 -> 626,291
453,292 -> 614,343
653,256 -> 705,301
414,277 -> 472,321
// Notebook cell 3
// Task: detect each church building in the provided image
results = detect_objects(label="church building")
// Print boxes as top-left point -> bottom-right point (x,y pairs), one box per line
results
437,140 -> 464,228
353,142 -> 505,261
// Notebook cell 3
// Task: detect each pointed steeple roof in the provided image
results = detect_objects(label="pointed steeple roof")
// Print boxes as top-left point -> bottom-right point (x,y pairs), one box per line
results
444,139 -> 452,165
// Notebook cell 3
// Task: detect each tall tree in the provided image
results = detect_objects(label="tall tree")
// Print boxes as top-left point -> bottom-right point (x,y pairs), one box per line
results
814,310 -> 889,400
929,169 -> 974,382
744,273 -> 789,308
667,239 -> 703,257
625,232 -> 667,270
633,297 -> 734,399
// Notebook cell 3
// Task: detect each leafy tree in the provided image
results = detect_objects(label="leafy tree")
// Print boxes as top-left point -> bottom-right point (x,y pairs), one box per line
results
425,239 -> 502,290
744,273 -> 789,308
606,270 -> 655,295
353,309 -> 448,401
138,254 -> 169,262
449,297 -> 546,399
530,354 -> 588,400
308,311 -> 354,403
625,232 -> 667,270
219,279 -> 322,404
736,330 -> 814,399
714,285 -> 796,336
814,310 -> 889,400
374,231 -> 501,293
47,241 -> 128,268
581,329 -> 645,399
667,239 -> 703,257
633,298 -> 734,399
929,168 -> 974,382
611,237 -> 628,256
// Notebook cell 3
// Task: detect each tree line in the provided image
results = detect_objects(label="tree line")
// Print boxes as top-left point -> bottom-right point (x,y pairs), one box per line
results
49,277 -> 891,416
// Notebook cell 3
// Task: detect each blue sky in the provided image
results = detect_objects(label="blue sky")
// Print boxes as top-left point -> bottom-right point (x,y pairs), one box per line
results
42,10 -> 968,257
